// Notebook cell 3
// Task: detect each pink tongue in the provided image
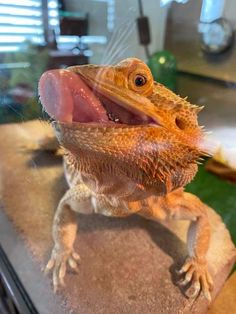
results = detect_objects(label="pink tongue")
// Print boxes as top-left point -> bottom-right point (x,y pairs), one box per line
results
38,69 -> 108,123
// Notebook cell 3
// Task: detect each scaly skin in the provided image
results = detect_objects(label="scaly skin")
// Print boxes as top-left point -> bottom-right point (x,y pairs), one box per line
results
43,58 -> 214,301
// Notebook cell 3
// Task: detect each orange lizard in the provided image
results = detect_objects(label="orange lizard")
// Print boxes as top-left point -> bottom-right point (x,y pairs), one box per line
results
39,58 -> 215,301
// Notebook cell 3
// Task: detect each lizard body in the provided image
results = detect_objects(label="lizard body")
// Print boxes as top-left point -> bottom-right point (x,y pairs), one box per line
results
39,58 -> 215,301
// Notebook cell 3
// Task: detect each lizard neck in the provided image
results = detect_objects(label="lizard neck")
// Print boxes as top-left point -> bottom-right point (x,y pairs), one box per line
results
64,150 -> 159,201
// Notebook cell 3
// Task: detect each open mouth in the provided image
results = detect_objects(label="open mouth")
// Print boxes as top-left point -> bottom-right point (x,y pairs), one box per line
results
38,69 -> 155,126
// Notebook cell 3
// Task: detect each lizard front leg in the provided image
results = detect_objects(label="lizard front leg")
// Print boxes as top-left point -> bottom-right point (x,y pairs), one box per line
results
45,183 -> 93,291
139,189 -> 213,301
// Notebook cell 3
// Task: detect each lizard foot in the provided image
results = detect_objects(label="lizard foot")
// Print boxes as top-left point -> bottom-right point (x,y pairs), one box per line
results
45,245 -> 80,292
177,257 -> 213,301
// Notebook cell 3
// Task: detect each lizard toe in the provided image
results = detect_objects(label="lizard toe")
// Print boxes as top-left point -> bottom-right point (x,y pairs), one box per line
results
178,257 -> 213,302
44,258 -> 55,274
45,246 -> 81,292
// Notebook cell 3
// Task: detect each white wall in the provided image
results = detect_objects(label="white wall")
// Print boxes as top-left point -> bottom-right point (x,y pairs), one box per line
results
109,0 -> 168,63
169,0 -> 236,26
65,0 -> 168,64
224,0 -> 236,26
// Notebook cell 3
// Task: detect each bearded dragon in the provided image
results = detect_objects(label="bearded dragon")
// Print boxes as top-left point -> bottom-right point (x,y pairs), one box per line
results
38,58 -> 215,301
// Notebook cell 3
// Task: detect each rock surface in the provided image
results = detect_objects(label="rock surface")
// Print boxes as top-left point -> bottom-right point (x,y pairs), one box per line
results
0,120 -> 235,314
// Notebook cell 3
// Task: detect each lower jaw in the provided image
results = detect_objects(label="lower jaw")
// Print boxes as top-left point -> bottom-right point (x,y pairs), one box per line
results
53,120 -> 154,129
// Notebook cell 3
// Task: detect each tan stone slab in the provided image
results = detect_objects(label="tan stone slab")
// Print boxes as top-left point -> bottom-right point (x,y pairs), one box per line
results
0,120 -> 235,314
207,272 -> 236,314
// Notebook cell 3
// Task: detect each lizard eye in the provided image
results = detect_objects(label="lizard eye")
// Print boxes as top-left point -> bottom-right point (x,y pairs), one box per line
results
134,75 -> 147,87
128,70 -> 153,95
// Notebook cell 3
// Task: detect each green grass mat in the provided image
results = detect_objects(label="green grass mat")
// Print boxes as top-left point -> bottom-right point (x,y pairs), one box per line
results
186,165 -> 236,245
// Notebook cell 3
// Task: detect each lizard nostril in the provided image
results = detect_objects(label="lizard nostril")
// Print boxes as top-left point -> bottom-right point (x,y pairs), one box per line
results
175,117 -> 186,130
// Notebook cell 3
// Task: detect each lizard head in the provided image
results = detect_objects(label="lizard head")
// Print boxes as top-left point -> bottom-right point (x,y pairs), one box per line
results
39,58 -> 215,195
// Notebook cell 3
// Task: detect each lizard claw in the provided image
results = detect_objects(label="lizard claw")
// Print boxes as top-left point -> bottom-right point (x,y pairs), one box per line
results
178,257 -> 213,302
45,245 -> 81,292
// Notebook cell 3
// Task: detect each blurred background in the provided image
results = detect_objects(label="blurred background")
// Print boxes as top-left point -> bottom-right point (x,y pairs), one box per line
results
0,0 -> 235,312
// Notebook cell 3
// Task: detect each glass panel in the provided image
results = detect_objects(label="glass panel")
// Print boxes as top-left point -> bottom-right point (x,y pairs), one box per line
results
0,1 -> 235,313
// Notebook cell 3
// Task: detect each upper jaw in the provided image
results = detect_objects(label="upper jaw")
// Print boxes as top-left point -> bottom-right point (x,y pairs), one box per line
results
39,62 -> 161,128
67,65 -> 161,126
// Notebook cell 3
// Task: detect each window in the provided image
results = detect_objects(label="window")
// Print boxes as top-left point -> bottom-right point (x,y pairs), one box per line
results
0,0 -> 59,52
